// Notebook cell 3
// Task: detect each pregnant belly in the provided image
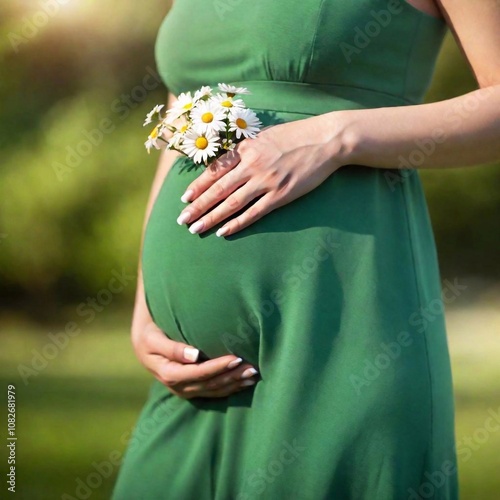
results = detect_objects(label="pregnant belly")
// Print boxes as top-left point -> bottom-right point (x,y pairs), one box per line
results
142,151 -> 407,367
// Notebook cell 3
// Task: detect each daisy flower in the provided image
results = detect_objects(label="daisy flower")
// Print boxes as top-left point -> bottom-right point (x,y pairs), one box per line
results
143,104 -> 164,126
221,138 -> 236,151
229,108 -> 262,139
194,86 -> 213,101
191,100 -> 226,133
144,124 -> 166,154
218,83 -> 250,96
181,128 -> 220,165
168,121 -> 191,149
164,91 -> 195,123
213,93 -> 246,111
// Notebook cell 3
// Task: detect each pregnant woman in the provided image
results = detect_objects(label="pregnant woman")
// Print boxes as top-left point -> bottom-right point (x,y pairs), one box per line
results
113,1 -> 500,498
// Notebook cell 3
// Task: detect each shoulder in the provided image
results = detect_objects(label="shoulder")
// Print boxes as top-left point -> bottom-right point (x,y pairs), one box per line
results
436,0 -> 500,88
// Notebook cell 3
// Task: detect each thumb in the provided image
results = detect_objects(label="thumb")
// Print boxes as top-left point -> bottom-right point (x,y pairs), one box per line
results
147,326 -> 200,363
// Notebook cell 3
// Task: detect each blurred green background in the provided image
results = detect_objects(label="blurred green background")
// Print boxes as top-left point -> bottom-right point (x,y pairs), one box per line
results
0,1 -> 499,499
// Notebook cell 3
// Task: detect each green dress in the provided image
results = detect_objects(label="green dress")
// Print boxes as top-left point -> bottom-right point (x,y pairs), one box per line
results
113,1 -> 458,498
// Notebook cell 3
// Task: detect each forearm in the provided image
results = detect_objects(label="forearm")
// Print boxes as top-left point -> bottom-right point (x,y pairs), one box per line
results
318,84 -> 500,170
131,147 -> 181,341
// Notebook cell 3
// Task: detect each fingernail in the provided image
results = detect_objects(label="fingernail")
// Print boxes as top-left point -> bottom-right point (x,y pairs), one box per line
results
177,212 -> 191,225
189,220 -> 204,234
241,367 -> 258,379
241,379 -> 256,387
216,227 -> 229,237
181,190 -> 194,203
183,347 -> 199,362
227,357 -> 243,369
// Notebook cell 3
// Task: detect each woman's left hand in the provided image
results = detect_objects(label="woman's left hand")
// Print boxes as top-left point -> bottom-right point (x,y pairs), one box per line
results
176,115 -> 347,237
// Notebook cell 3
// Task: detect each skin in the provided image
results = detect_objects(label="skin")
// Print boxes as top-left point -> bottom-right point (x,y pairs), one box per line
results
132,93 -> 258,398
133,0 -> 500,398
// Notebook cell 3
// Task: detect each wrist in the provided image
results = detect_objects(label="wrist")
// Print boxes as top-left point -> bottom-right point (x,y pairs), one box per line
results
314,109 -> 363,168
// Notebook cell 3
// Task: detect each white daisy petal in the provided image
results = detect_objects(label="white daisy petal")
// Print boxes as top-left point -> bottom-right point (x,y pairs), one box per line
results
191,100 -> 227,134
144,124 -> 164,153
143,104 -> 165,126
213,93 -> 246,111
168,121 -> 191,149
218,83 -> 251,96
194,86 -> 213,101
181,128 -> 220,165
166,92 -> 195,123
229,108 -> 262,139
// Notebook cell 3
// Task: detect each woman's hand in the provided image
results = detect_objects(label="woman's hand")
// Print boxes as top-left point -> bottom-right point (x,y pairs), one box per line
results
132,321 -> 260,399
176,115 -> 346,236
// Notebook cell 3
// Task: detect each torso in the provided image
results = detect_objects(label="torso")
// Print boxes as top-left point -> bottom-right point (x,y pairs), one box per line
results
146,0 -> 449,363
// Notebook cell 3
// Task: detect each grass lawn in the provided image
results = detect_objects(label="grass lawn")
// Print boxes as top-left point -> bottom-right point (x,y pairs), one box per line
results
0,300 -> 499,499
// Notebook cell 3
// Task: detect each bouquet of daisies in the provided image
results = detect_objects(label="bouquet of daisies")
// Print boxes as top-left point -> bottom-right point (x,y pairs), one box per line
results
143,83 -> 262,166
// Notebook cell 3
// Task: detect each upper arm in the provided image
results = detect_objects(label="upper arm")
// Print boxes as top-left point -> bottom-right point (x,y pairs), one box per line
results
437,0 -> 500,87
167,91 -> 177,108
142,91 -> 181,221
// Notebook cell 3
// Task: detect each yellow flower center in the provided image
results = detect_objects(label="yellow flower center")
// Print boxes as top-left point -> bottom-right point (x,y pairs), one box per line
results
180,124 -> 188,133
236,118 -> 247,129
195,136 -> 209,150
183,102 -> 193,110
201,112 -> 214,123
150,126 -> 159,138
221,100 -> 233,108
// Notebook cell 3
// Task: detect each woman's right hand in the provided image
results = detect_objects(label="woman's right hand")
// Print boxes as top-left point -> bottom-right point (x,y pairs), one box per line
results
132,321 -> 260,399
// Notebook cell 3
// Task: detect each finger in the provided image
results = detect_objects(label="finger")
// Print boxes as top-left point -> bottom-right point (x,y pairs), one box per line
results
158,355 -> 245,386
183,378 -> 258,399
180,150 -> 241,203
187,183 -> 267,234
174,363 -> 258,395
178,166 -> 248,227
203,364 -> 259,389
216,191 -> 277,237
145,328 -> 201,363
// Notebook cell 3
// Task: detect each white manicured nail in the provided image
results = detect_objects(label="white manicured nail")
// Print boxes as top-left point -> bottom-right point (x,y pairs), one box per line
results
216,227 -> 229,237
183,347 -> 199,362
241,379 -> 256,387
227,357 -> 243,369
241,367 -> 258,379
189,220 -> 204,234
177,212 -> 191,225
181,190 -> 194,203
